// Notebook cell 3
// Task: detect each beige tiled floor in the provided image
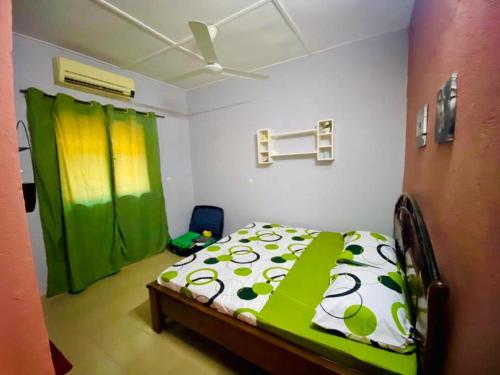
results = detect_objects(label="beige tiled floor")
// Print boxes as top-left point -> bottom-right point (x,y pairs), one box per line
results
42,252 -> 266,374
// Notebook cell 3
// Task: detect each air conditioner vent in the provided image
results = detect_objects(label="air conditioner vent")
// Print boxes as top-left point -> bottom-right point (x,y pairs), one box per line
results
64,77 -> 125,96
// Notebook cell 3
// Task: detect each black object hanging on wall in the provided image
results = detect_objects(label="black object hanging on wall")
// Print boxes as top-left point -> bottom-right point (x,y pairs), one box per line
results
17,120 -> 36,213
22,183 -> 36,212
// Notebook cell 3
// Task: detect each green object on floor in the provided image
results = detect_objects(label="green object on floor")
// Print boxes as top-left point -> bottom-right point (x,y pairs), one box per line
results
171,231 -> 201,249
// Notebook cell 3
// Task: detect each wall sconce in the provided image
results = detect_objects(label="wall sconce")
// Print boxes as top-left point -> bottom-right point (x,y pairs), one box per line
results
435,73 -> 458,143
416,104 -> 428,148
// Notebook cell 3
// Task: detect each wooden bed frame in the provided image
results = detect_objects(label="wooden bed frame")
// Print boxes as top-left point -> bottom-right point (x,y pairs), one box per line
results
147,194 -> 449,374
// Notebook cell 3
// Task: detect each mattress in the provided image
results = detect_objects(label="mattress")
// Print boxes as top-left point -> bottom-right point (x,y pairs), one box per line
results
158,222 -> 417,375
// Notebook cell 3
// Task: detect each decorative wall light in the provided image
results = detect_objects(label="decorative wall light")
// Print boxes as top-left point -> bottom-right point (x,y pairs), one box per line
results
416,104 -> 428,148
435,73 -> 458,143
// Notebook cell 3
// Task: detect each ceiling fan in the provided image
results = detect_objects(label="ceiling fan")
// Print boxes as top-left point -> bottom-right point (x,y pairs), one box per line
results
167,21 -> 269,83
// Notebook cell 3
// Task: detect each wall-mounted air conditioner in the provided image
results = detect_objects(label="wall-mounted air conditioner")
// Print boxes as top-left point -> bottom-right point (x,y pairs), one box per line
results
53,57 -> 135,101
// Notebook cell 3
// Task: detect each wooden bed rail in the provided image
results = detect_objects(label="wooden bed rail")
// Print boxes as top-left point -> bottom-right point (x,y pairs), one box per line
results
148,193 -> 448,374
147,282 -> 371,375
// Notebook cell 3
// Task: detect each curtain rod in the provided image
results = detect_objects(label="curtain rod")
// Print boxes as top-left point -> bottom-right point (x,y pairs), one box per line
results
19,89 -> 166,118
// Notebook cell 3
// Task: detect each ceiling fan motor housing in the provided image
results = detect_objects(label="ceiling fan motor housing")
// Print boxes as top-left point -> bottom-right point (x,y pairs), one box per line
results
206,63 -> 223,74
169,21 -> 267,82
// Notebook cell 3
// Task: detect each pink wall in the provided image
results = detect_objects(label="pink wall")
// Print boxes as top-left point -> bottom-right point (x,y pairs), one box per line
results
0,1 -> 54,374
404,0 -> 500,373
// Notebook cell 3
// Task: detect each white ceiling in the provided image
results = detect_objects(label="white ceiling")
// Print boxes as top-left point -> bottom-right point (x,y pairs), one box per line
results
13,0 -> 414,89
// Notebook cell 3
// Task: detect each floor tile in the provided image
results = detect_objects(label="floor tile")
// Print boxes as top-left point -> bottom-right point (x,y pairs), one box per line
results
70,353 -> 123,375
43,252 -> 265,375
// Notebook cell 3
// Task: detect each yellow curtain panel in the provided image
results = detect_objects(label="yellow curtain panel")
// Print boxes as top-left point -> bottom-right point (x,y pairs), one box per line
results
108,110 -> 150,197
54,97 -> 113,207
52,94 -> 121,291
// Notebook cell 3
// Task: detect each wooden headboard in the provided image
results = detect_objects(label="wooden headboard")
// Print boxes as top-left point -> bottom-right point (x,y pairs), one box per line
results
394,194 -> 449,374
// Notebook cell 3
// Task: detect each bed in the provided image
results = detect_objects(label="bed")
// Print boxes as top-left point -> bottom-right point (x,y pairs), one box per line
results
147,194 -> 448,374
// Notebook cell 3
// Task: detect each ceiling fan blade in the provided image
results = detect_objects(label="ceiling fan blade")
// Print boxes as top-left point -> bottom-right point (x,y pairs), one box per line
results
189,21 -> 218,64
166,68 -> 206,83
223,68 -> 269,80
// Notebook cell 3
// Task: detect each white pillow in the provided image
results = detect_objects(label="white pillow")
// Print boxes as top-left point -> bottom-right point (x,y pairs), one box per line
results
339,231 -> 401,272
312,231 -> 415,353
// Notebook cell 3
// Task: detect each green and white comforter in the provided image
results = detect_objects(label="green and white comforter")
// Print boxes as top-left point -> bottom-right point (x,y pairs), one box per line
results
157,222 -> 319,325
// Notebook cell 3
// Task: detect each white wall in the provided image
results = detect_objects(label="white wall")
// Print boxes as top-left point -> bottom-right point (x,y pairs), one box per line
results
13,29 -> 408,294
187,30 -> 408,235
13,34 -> 194,294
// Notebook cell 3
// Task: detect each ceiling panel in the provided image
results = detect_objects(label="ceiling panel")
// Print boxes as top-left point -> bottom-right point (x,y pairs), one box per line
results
133,48 -> 203,81
211,2 -> 306,71
172,72 -> 227,90
131,44 -> 226,89
132,44 -> 230,89
13,0 -> 167,66
13,0 -> 414,90
281,0 -> 415,52
107,0 -> 258,41
131,2 -> 308,88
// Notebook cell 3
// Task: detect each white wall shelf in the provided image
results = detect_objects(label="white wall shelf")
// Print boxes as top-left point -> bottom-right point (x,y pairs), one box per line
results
257,128 -> 272,164
257,120 -> 335,165
272,151 -> 317,157
270,129 -> 317,138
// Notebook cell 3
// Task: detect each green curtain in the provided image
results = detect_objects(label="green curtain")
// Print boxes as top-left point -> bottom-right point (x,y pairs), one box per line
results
25,88 -> 168,295
106,106 -> 168,263
26,89 -> 68,296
